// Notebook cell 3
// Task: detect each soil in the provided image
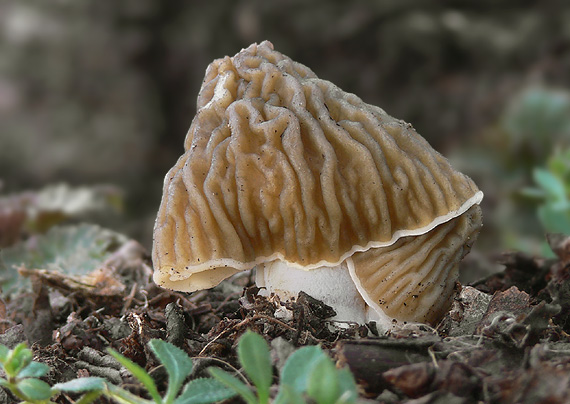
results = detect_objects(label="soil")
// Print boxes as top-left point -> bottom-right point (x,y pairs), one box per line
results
1,235 -> 570,404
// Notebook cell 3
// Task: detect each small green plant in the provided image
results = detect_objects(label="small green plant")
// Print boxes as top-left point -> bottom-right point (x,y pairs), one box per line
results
105,339 -> 235,404
523,148 -> 570,255
0,340 -> 235,404
209,330 -> 359,404
0,342 -> 105,403
1,334 -> 360,404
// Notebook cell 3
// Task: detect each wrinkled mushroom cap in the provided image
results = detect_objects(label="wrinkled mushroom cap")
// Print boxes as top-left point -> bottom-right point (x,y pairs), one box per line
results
152,41 -> 483,320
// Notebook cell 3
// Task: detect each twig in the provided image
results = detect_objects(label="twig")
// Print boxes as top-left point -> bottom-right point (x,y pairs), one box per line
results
198,314 -> 297,356
212,292 -> 241,314
194,356 -> 250,385
122,282 -> 138,315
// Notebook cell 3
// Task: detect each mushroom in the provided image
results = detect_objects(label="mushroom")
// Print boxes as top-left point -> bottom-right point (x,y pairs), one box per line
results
152,41 -> 483,330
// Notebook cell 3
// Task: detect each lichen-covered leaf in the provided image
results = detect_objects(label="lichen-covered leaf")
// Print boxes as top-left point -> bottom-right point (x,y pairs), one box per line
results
0,224 -> 127,296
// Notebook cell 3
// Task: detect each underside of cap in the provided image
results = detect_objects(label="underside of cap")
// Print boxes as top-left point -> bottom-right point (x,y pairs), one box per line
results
152,41 -> 483,291
348,204 -> 483,325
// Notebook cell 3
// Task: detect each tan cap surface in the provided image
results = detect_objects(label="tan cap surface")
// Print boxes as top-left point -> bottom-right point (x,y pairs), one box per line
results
153,41 -> 483,292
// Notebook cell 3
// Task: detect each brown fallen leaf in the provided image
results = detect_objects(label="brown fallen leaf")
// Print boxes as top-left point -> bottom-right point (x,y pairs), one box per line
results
382,361 -> 434,398
383,360 -> 483,400
0,198 -> 27,248
437,286 -> 492,337
19,266 -> 126,296
0,297 -> 8,333
491,360 -> 570,404
476,286 -> 532,334
335,335 -> 439,395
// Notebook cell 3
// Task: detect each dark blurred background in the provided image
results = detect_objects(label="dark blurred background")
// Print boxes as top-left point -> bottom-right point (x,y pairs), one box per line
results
1,0 -> 569,268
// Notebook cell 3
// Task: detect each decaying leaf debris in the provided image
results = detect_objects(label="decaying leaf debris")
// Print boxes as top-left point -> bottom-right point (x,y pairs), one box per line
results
1,231 -> 570,403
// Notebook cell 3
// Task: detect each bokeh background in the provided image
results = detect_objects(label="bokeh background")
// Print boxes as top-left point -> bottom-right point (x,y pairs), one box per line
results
1,1 -> 569,278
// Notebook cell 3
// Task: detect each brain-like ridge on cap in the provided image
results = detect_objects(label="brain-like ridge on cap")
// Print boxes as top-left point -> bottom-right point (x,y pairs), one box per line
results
153,41 -> 483,291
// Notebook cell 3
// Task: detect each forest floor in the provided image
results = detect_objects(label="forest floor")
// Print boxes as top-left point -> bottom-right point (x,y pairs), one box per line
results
1,233 -> 570,404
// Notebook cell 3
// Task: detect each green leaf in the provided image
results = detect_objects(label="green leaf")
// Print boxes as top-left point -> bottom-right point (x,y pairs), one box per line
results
533,168 -> 566,202
17,378 -> 53,401
274,385 -> 306,404
74,390 -> 105,404
335,368 -> 358,404
280,346 -> 326,393
538,205 -> 570,234
307,356 -> 340,404
149,339 -> 193,404
503,87 -> 570,143
520,186 -> 546,200
548,149 -> 570,179
237,331 -> 272,404
4,343 -> 32,376
107,348 -> 162,404
173,377 -> 236,404
335,391 -> 357,404
208,367 -> 257,404
0,345 -> 9,362
19,361 -> 50,379
52,377 -> 106,393
104,382 -> 155,404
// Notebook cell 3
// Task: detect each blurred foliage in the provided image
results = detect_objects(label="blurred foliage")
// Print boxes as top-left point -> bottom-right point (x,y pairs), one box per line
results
501,88 -> 570,255
453,86 -> 570,258
503,87 -> 570,169
1,0 -> 569,250
0,182 -> 126,296
522,148 -> 570,255
0,183 -> 123,247
25,183 -> 123,232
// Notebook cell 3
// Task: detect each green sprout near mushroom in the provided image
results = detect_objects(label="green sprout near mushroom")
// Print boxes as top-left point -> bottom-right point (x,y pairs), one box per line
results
0,341 -> 234,404
209,330 -> 359,404
523,147 -> 570,256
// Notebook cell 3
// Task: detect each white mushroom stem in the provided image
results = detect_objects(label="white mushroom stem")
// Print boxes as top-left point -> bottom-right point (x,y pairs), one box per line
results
255,260 -> 394,328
